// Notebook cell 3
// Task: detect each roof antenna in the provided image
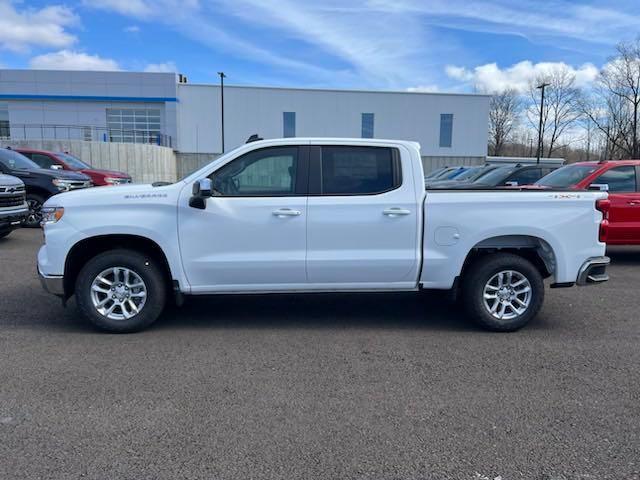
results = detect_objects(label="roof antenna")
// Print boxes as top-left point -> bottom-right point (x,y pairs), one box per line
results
246,134 -> 263,143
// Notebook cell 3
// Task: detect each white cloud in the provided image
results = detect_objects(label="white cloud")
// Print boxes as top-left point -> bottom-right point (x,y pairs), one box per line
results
124,25 -> 140,33
144,61 -> 177,73
446,61 -> 599,93
0,1 -> 79,52
29,50 -> 120,71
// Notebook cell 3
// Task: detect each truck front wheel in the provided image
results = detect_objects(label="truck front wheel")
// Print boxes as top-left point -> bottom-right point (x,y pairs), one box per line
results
461,253 -> 544,332
75,249 -> 167,332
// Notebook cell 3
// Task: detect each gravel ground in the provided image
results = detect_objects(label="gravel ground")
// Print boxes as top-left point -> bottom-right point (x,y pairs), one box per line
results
0,228 -> 638,480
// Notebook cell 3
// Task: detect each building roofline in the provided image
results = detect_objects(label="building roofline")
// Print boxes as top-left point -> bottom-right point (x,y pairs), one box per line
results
0,68 -> 175,76
0,68 -> 489,98
179,82 -> 491,98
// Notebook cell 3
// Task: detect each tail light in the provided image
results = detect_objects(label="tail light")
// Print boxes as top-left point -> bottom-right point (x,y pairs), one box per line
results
596,199 -> 610,243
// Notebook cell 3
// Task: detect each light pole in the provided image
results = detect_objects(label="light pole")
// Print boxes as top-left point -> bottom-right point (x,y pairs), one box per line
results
536,82 -> 550,164
218,71 -> 226,153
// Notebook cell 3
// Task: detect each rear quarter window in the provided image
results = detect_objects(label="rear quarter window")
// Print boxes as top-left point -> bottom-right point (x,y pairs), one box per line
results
594,166 -> 637,193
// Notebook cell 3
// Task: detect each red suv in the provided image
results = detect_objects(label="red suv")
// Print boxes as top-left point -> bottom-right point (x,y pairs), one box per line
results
15,148 -> 132,187
535,160 -> 640,245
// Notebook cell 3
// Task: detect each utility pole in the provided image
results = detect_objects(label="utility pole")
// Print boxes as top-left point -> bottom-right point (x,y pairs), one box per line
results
218,71 -> 226,153
535,82 -> 550,164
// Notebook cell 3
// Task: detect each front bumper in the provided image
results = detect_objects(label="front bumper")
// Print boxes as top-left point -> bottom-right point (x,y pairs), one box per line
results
0,206 -> 29,230
37,265 -> 64,296
576,256 -> 610,285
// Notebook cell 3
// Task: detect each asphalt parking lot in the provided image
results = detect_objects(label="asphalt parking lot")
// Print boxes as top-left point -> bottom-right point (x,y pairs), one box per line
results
1,229 -> 639,480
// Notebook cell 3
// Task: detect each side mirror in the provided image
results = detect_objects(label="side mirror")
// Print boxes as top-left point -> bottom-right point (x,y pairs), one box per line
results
589,183 -> 609,192
189,178 -> 212,210
51,164 -> 63,170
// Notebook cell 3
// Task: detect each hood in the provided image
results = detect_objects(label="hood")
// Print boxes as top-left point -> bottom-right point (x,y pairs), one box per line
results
13,168 -> 91,181
45,181 -> 182,207
0,174 -> 24,187
81,168 -> 130,178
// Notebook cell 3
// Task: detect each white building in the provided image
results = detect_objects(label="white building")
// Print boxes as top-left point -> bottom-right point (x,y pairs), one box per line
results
0,69 -> 489,171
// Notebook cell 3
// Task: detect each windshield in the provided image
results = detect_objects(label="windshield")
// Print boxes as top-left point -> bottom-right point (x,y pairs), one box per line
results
0,149 -> 40,170
535,164 -> 598,188
56,152 -> 92,169
440,168 -> 465,179
452,166 -> 483,181
472,166 -> 501,181
473,166 -> 515,185
425,167 -> 447,179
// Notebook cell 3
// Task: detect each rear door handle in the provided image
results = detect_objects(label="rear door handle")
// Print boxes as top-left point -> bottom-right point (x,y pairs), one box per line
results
273,208 -> 301,217
383,207 -> 411,216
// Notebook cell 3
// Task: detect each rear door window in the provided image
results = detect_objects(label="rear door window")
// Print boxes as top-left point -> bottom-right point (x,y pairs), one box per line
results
319,146 -> 400,195
594,166 -> 637,193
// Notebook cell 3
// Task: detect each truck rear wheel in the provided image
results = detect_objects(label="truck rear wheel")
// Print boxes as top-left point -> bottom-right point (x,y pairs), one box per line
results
75,249 -> 166,333
461,253 -> 544,332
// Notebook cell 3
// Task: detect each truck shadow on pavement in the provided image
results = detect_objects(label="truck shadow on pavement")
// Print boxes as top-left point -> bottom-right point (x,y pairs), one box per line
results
149,291 -> 549,333
606,246 -> 640,267
152,292 -> 473,332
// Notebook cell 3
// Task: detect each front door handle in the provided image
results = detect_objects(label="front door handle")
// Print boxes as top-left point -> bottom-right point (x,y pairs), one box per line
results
383,207 -> 411,216
628,201 -> 640,206
273,208 -> 301,217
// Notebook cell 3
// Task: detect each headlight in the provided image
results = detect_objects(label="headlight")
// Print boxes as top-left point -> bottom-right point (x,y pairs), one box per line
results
41,206 -> 64,225
52,179 -> 72,191
104,177 -> 130,185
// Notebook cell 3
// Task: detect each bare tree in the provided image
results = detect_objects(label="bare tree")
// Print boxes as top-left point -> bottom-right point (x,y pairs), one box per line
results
526,65 -> 583,157
488,89 -> 520,156
581,38 -> 640,159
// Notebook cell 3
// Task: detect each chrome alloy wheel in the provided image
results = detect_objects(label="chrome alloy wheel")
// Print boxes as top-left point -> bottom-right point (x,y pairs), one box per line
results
26,198 -> 43,226
482,270 -> 532,321
90,267 -> 147,321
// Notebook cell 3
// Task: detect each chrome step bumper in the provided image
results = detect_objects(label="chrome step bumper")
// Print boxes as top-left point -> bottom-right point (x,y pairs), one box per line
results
576,256 -> 610,286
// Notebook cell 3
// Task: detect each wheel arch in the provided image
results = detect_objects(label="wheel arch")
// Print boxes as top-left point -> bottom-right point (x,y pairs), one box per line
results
459,234 -> 556,282
63,234 -> 174,299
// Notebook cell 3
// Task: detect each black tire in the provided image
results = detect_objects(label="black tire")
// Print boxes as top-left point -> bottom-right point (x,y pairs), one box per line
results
0,229 -> 11,239
461,253 -> 544,332
75,249 -> 167,333
24,193 -> 46,228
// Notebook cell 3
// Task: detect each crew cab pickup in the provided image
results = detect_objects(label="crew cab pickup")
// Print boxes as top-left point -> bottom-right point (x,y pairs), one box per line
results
37,138 -> 610,333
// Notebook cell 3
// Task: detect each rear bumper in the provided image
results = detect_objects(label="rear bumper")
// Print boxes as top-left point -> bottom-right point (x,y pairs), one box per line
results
37,265 -> 64,296
576,256 -> 610,286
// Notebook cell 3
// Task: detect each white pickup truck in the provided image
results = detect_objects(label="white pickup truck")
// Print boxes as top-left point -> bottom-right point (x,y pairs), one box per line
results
37,138 -> 610,333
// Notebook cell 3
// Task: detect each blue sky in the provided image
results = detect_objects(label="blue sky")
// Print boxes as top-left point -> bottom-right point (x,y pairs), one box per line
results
0,0 -> 638,92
